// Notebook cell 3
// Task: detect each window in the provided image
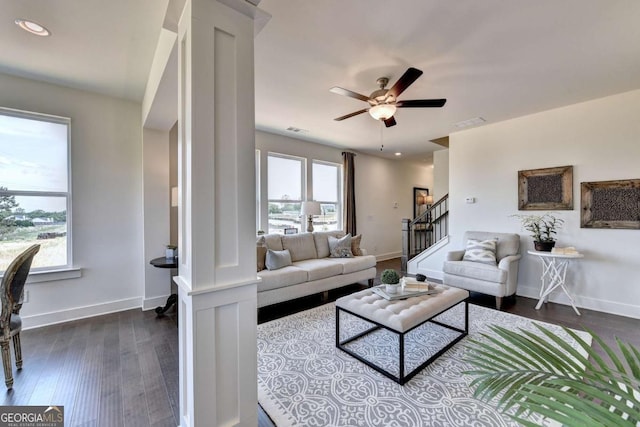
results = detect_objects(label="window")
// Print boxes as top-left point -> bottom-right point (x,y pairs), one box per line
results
312,161 -> 342,231
267,153 -> 305,234
0,107 -> 71,273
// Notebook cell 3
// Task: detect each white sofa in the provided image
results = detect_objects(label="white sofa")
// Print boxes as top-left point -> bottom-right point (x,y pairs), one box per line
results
257,231 -> 377,308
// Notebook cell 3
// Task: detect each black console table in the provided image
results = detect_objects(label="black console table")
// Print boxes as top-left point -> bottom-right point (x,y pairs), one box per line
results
150,256 -> 178,317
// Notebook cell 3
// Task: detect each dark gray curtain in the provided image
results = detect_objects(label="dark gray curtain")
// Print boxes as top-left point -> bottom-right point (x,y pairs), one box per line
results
342,152 -> 356,235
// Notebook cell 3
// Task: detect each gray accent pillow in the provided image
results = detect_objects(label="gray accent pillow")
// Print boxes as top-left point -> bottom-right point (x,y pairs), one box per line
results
266,249 -> 293,270
463,238 -> 498,265
328,234 -> 353,258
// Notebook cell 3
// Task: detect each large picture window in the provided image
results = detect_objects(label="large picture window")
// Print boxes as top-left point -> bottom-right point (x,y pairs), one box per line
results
267,153 -> 305,234
0,107 -> 71,273
312,161 -> 342,231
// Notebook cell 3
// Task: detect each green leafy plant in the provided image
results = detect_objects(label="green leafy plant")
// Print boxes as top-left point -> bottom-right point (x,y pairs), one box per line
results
512,213 -> 564,242
464,323 -> 640,427
380,269 -> 400,285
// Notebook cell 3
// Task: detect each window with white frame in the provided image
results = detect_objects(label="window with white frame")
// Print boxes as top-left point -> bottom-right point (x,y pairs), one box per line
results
312,160 -> 342,232
267,153 -> 305,234
0,107 -> 71,273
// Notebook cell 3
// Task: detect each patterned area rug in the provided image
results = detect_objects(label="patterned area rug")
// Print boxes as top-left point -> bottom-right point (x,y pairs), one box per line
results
257,302 -> 590,427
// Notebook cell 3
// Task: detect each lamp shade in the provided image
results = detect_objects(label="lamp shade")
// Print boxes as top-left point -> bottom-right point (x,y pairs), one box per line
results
369,103 -> 397,120
425,195 -> 434,205
300,201 -> 321,216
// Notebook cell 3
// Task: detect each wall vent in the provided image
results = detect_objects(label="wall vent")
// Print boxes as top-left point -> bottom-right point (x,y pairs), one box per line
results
286,126 -> 308,133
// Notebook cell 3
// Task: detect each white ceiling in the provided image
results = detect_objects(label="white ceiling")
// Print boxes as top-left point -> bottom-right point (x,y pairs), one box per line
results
2,1 -> 640,160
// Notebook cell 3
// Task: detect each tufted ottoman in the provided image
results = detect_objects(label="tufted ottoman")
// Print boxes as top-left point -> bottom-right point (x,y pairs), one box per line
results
335,285 -> 469,384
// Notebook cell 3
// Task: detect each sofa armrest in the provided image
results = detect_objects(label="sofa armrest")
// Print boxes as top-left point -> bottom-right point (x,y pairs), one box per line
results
446,250 -> 465,261
498,254 -> 522,270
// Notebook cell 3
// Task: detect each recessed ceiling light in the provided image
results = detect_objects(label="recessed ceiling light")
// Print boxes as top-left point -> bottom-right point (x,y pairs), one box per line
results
394,152 -> 402,156
15,19 -> 51,37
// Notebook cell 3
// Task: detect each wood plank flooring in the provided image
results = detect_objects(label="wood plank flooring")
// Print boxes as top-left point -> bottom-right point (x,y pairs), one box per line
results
3,258 -> 638,427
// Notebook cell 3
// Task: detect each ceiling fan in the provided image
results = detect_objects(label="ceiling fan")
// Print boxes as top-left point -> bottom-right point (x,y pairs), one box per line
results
330,67 -> 446,128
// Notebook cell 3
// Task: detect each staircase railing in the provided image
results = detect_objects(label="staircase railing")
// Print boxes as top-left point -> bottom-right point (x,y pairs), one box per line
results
401,194 -> 449,273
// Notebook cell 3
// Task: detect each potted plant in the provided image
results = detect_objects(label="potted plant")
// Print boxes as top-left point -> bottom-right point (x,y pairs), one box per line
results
381,269 -> 401,294
512,213 -> 564,251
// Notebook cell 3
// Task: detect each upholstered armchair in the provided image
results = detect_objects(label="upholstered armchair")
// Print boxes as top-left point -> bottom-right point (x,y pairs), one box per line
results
442,231 -> 521,310
1,244 -> 40,388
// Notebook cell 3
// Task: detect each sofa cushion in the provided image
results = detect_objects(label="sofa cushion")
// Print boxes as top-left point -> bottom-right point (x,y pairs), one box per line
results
260,234 -> 283,251
282,233 -> 318,261
351,234 -> 363,256
463,238 -> 498,265
292,259 -> 344,281
442,260 -> 507,284
325,254 -> 376,274
266,249 -> 293,270
329,234 -> 353,258
257,266 -> 308,292
313,230 -> 345,258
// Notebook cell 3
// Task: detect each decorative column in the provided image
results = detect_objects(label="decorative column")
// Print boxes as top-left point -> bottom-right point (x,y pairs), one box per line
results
176,1 -> 269,425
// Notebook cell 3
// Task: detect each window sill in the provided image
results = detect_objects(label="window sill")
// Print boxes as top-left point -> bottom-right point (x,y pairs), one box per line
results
25,267 -> 83,284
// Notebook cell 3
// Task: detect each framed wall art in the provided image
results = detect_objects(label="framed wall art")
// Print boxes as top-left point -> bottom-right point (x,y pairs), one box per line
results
413,187 -> 431,218
518,165 -> 573,210
581,179 -> 640,229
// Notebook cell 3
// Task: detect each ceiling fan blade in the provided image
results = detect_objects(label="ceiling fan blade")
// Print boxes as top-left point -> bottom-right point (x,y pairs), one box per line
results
396,99 -> 447,108
384,116 -> 397,128
330,87 -> 371,103
386,67 -> 423,99
334,108 -> 369,121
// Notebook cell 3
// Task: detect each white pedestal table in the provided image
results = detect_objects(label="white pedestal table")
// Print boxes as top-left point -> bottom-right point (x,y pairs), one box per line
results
527,250 -> 584,315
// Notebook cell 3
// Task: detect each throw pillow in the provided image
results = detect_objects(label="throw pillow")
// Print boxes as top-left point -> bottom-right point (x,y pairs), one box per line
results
257,236 -> 267,272
350,234 -> 363,256
265,249 -> 293,270
257,246 -> 267,272
463,238 -> 498,265
328,234 -> 353,258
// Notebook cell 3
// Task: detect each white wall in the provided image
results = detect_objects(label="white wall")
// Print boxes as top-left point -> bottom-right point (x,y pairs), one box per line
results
0,73 -> 145,328
449,89 -> 640,319
433,149 -> 449,201
255,130 -> 433,260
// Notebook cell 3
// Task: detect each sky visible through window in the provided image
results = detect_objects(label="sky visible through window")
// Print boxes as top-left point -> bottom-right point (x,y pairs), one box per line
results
0,114 -> 67,211
313,162 -> 338,202
268,155 -> 301,200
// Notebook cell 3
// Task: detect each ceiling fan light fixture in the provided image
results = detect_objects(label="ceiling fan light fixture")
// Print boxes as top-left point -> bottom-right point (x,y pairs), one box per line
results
369,103 -> 396,121
15,19 -> 51,36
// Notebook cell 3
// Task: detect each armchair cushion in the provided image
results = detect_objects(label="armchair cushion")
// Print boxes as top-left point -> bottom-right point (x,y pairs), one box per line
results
443,260 -> 507,283
462,238 -> 498,265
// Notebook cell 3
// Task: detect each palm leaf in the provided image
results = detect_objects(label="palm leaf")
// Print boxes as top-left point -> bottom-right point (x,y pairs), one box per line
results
465,322 -> 640,426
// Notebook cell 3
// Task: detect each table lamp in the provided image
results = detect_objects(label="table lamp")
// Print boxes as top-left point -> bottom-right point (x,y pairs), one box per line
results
300,201 -> 321,232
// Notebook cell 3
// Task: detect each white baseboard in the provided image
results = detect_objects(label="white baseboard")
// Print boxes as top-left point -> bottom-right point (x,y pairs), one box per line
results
517,284 -> 640,320
376,251 -> 401,262
22,297 -> 142,330
142,294 -> 173,311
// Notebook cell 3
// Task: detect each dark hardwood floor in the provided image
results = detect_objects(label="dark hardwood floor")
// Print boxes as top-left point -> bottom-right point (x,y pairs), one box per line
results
4,258 -> 638,427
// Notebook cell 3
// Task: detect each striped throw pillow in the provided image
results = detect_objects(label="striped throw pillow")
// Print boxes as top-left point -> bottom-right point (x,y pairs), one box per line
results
463,238 -> 498,265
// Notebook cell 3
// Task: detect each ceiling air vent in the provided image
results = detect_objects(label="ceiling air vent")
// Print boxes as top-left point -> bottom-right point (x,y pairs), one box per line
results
454,117 -> 486,129
286,126 -> 308,133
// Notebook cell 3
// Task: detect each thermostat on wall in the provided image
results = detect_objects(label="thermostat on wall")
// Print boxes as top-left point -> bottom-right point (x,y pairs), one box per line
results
465,197 -> 475,204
